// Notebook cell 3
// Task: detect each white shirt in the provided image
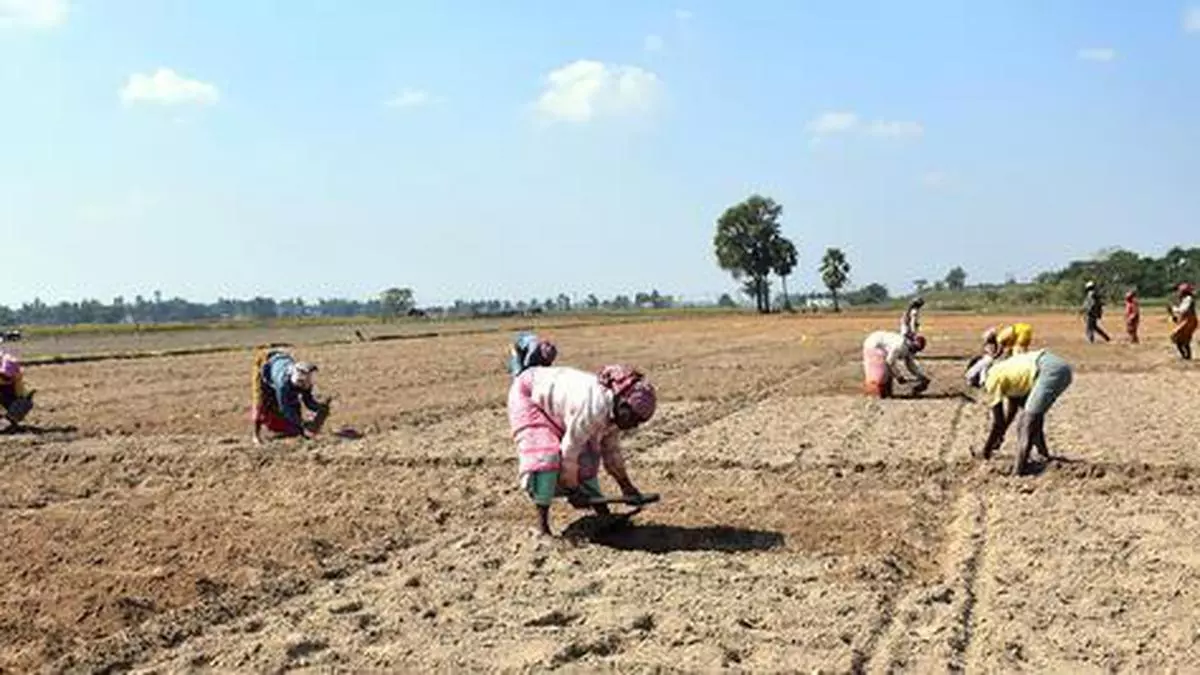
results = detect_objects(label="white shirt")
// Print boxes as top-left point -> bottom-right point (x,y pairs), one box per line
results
900,307 -> 921,338
1175,295 -> 1196,319
527,366 -> 618,463
863,330 -> 926,380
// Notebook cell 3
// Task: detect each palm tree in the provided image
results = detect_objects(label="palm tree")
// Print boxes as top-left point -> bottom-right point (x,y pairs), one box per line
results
820,248 -> 851,312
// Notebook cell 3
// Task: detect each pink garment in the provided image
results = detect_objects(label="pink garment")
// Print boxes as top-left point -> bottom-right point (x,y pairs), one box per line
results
596,364 -> 657,422
507,369 -> 603,479
862,347 -> 890,397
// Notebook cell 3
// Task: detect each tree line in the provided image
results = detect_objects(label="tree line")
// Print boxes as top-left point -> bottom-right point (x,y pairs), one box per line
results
0,287 -> 688,327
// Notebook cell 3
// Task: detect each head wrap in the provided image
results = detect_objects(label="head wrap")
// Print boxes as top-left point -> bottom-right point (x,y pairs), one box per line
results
597,364 -> 656,423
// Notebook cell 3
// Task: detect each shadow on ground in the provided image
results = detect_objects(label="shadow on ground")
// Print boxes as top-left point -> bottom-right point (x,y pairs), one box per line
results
562,516 -> 785,554
891,391 -> 975,402
1,424 -> 80,436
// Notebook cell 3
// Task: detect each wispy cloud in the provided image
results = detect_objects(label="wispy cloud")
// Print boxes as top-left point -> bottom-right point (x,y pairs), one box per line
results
806,111 -> 859,135
1185,6 -> 1200,33
385,88 -> 439,109
643,34 -> 665,52
119,68 -> 220,107
674,8 -> 692,21
0,0 -> 68,28
866,119 -> 925,138
1077,47 -> 1117,62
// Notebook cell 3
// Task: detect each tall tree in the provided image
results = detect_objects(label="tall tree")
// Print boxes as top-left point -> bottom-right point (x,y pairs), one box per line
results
714,194 -> 784,313
379,287 -> 414,321
945,266 -> 967,291
771,236 -> 799,311
820,248 -> 852,312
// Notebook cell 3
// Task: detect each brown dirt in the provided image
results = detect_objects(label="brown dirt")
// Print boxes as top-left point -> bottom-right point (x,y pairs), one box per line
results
2,311 -> 1199,672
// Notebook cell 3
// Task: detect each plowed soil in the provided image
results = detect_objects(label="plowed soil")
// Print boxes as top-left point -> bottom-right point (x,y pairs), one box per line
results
3,311 -> 1198,673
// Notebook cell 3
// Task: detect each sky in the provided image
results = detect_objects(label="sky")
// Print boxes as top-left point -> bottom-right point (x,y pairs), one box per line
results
2,0 -> 1199,307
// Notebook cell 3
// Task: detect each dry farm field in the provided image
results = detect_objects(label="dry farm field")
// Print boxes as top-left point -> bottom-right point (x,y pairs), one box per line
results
3,311 -> 1199,673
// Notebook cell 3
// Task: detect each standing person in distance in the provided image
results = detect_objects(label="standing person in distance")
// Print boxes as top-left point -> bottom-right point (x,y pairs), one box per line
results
1168,283 -> 1197,360
900,297 -> 925,343
1082,281 -> 1111,344
1124,290 -> 1141,344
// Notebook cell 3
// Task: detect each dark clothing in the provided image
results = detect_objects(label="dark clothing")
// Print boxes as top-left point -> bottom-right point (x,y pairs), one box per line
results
261,352 -> 321,431
1083,290 -> 1110,342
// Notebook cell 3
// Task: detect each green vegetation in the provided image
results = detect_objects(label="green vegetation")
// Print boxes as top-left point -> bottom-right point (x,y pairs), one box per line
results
712,195 -> 799,313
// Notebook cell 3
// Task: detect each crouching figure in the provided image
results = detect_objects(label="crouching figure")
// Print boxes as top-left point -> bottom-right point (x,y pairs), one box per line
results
507,364 -> 656,536
965,349 -> 1073,476
252,348 -> 331,444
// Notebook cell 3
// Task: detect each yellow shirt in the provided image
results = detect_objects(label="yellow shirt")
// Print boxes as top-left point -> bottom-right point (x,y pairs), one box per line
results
983,349 -> 1043,405
996,323 -> 1033,351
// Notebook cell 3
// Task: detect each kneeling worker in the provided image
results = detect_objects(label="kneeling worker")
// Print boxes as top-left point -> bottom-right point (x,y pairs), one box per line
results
862,330 -> 930,398
0,352 -> 34,430
252,349 -> 331,444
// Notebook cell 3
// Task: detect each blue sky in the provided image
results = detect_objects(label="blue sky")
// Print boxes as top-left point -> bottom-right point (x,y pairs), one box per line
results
2,0 -> 1199,306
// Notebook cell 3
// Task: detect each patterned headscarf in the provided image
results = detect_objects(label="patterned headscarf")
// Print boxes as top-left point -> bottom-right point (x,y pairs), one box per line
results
0,352 -> 19,380
597,364 -> 657,423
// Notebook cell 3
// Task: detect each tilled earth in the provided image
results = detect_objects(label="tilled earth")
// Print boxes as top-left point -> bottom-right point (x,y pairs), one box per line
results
3,312 -> 1199,673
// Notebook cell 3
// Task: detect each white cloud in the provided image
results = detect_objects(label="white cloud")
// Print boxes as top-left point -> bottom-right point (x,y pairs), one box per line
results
675,8 -> 693,21
533,59 -> 661,123
385,88 -> 438,109
0,0 -> 68,27
643,34 -> 665,52
866,119 -> 925,138
119,68 -> 220,107
1185,7 -> 1200,33
806,111 -> 859,135
1077,47 -> 1116,62
921,171 -> 949,188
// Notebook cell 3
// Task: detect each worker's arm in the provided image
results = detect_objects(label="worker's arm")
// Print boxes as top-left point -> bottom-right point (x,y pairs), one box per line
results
884,347 -> 909,382
299,388 -> 323,414
903,354 -> 928,381
598,431 -> 640,497
273,381 -> 305,434
983,401 -> 1007,453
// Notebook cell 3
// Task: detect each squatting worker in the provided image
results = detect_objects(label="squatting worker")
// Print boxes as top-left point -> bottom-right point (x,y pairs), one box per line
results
0,351 -> 33,429
508,332 -> 558,377
982,322 -> 1033,359
251,348 -> 331,444
862,330 -> 930,398
507,363 -> 656,537
965,349 -> 1073,476
1169,283 -> 1197,360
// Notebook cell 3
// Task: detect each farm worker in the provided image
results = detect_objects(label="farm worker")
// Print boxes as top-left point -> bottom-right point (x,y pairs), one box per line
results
964,349 -> 1073,476
1125,290 -> 1140,344
900,297 -> 925,341
1082,281 -> 1111,343
1168,283 -> 1197,360
507,363 -> 657,537
508,332 -> 558,377
251,348 -> 331,444
982,323 -> 1034,358
0,352 -> 34,429
862,330 -> 930,398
